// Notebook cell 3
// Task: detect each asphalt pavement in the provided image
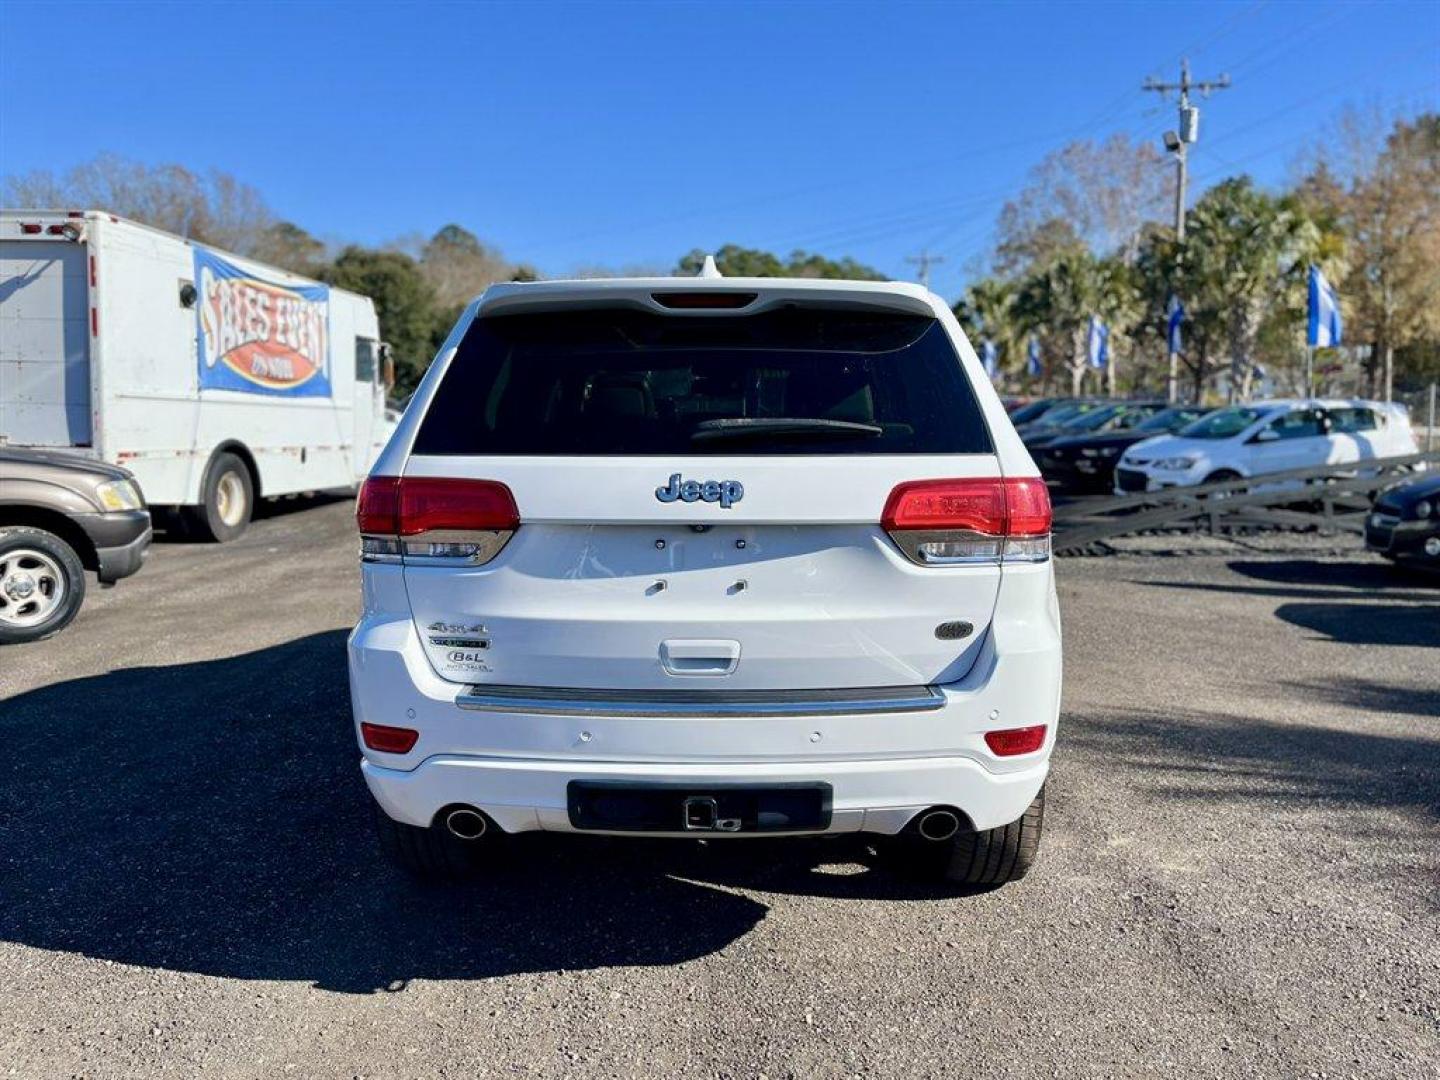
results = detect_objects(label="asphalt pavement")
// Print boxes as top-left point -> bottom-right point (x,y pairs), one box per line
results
1,499 -> 1437,1079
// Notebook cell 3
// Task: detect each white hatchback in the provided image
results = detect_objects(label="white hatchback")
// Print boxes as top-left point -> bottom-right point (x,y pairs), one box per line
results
348,272 -> 1060,888
1114,399 -> 1418,494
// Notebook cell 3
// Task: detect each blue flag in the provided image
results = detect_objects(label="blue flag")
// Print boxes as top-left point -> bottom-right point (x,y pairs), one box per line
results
981,339 -> 999,378
1087,315 -> 1109,370
1027,336 -> 1042,377
1165,295 -> 1185,354
1307,265 -> 1342,347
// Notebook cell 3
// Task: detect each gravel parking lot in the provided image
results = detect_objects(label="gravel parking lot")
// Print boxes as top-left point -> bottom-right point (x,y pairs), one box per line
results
1,500 -> 1437,1079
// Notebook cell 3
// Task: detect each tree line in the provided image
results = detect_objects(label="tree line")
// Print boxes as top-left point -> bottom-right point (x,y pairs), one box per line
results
7,115 -> 1435,403
953,113 -> 1439,403
3,156 -> 885,395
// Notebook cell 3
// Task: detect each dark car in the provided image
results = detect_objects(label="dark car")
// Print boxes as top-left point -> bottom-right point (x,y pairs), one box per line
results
1037,405 -> 1211,490
1014,399 -> 1108,439
1007,397 -> 1069,426
1365,472 -> 1440,568
1022,400 -> 1169,453
0,448 -> 152,643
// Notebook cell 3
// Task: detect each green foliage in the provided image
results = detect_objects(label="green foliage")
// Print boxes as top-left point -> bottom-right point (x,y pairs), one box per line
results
677,245 -> 886,280
954,278 -> 1022,380
252,221 -> 327,275
21,116 -> 1436,405
1179,178 -> 1326,399
320,247 -> 442,393
1011,249 -> 1137,394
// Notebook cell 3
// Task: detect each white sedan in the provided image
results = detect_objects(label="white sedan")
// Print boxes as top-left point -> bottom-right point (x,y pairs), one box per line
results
1114,399 -> 1418,493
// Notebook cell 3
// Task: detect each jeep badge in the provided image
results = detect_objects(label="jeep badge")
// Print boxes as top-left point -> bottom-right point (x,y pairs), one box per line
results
655,473 -> 744,509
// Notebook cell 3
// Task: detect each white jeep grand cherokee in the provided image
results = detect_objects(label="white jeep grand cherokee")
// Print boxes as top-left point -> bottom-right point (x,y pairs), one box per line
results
348,272 -> 1060,888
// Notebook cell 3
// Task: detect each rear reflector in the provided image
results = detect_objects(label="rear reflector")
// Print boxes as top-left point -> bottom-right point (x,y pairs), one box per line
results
983,724 -> 1048,756
360,722 -> 419,754
20,223 -> 42,234
652,291 -> 758,309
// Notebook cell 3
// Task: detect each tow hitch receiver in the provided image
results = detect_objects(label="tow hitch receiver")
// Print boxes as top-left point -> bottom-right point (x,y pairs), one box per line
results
567,781 -> 833,833
683,796 -> 741,832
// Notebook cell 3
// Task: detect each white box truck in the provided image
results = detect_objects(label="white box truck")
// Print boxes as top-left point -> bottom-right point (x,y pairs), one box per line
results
0,209 -> 396,540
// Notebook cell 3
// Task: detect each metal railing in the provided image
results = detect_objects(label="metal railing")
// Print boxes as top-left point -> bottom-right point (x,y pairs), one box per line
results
1053,452 -> 1438,552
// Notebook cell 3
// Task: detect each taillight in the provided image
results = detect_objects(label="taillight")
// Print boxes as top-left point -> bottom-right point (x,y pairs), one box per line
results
357,476 -> 518,564
882,477 -> 1052,565
356,475 -> 401,534
983,724 -> 1048,756
397,477 -> 519,534
360,722 -> 419,754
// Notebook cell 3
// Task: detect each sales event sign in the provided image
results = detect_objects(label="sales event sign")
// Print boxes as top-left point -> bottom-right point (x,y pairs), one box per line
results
195,248 -> 331,396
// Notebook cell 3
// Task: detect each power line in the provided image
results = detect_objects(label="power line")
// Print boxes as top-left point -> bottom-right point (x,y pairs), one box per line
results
1220,1 -> 1350,81
1169,0 -> 1270,66
1200,37 -> 1440,155
554,20 -> 1275,253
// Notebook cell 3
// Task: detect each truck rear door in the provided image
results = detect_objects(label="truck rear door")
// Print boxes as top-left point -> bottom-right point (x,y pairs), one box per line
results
0,236 -> 92,446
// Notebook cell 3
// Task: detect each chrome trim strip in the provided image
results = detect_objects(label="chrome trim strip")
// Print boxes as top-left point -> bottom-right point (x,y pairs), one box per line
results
455,683 -> 947,717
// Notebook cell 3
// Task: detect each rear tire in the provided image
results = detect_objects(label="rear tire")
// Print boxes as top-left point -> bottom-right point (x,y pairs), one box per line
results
0,527 -> 88,644
188,452 -> 253,542
891,786 -> 1046,888
372,805 -> 496,882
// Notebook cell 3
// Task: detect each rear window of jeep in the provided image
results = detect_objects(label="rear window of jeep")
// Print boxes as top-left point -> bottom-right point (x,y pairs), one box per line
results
413,307 -> 992,456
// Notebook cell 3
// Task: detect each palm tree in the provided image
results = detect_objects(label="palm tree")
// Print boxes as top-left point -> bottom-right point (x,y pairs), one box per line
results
1182,178 -> 1327,401
1015,250 -> 1137,396
954,278 -> 1021,384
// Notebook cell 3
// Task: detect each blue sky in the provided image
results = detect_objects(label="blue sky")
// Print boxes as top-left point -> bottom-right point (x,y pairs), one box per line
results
1,0 -> 1436,299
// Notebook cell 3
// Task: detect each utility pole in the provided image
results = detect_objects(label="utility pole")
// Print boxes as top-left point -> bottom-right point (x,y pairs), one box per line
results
1143,59 -> 1230,241
905,250 -> 944,291
1144,59 -> 1230,402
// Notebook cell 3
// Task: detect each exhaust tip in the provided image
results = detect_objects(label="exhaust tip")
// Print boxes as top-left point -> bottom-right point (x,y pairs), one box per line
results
444,807 -> 488,840
916,808 -> 962,842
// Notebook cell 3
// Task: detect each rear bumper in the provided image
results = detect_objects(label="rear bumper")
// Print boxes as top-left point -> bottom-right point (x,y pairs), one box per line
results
348,563 -> 1061,837
361,753 -> 1050,837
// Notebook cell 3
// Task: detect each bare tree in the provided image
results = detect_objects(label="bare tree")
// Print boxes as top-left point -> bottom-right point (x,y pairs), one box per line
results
994,135 -> 1170,274
1298,110 -> 1440,398
416,224 -> 518,307
3,153 -> 275,255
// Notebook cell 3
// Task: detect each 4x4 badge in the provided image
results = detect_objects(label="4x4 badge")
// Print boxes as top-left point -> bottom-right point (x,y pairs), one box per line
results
655,473 -> 744,509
